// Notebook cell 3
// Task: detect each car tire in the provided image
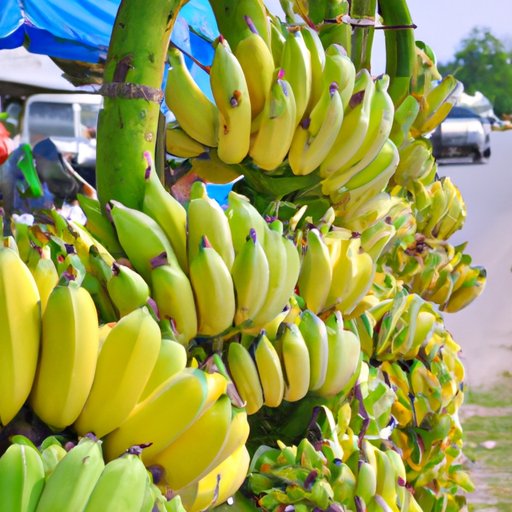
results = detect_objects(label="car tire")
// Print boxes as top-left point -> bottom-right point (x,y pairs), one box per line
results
483,148 -> 491,158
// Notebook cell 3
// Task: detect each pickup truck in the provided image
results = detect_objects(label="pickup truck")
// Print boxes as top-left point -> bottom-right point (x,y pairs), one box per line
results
430,106 -> 491,163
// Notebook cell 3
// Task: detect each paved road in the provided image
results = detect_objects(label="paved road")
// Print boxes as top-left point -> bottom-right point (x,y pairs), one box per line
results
437,131 -> 512,390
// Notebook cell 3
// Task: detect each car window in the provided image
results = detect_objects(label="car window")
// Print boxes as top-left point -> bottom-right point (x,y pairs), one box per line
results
27,101 -> 75,143
448,107 -> 480,120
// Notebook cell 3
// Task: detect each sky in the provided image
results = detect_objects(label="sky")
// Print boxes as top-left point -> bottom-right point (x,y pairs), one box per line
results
265,0 -> 511,73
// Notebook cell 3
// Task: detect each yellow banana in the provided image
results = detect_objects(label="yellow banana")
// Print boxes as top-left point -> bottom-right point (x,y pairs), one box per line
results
150,253 -> 198,345
298,310 -> 329,392
288,81 -> 344,176
210,36 -> 252,164
323,74 -> 395,187
360,219 -> 396,262
276,322 -> 310,402
187,181 -> 235,271
355,461 -> 377,507
30,283 -> 99,430
142,163 -> 188,272
189,236 -> 236,336
231,228 -> 270,326
279,28 -> 312,125
249,71 -> 297,171
139,337 -> 187,401
103,368 -> 210,462
189,150 -> 243,185
322,43 -> 356,111
0,247 -> 41,426
179,445 -> 250,512
165,46 -> 218,147
320,68 -> 375,177
28,248 -> 59,314
316,312 -> 361,397
297,227 -> 332,314
165,123 -> 206,158
227,341 -> 264,415
234,16 -> 275,118
107,262 -> 150,318
252,332 -> 285,408
74,307 -> 161,438
301,25 -> 326,114
150,395 -> 233,491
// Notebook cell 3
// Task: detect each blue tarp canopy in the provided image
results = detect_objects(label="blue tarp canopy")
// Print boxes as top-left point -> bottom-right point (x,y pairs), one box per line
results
0,0 -> 219,94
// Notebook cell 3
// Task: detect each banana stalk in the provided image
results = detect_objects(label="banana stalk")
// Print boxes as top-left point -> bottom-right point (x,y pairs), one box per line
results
96,0 -> 188,210
350,0 -> 377,72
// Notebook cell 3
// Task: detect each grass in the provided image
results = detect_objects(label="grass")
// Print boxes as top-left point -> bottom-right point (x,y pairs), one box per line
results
461,376 -> 512,511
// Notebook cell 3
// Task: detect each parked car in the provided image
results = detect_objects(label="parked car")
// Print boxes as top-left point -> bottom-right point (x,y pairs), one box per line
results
430,106 -> 491,163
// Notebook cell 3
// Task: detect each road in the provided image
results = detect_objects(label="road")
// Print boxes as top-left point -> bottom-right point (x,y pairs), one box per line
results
437,130 -> 512,390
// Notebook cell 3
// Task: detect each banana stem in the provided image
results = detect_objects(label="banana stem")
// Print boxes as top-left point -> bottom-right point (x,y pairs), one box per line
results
96,0 -> 188,211
350,0 -> 377,72
377,0 -> 416,106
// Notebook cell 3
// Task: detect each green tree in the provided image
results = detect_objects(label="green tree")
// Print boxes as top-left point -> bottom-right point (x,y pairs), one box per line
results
438,27 -> 512,117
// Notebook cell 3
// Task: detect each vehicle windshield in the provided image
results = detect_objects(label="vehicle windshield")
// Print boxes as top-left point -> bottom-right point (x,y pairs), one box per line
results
448,106 -> 480,119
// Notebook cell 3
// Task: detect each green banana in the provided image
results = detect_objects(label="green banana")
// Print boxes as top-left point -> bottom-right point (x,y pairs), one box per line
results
35,435 -> 105,512
0,443 -> 45,512
231,228 -> 270,326
107,262 -> 150,317
298,310 -> 329,391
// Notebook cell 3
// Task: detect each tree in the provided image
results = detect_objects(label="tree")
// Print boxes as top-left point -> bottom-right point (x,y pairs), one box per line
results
438,27 -> 512,117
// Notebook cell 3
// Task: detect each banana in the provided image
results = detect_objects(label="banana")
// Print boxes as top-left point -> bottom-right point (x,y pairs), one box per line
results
323,74 -> 395,188
35,435 -> 105,512
360,219 -> 396,262
297,227 -> 332,314
142,162 -> 188,272
389,94 -> 420,149
316,312 -> 361,397
252,331 -> 285,407
393,138 -> 435,188
276,322 -> 310,402
227,341 -> 264,415
270,18 -> 286,64
0,248 -> 41,426
301,26 -> 326,113
288,81 -> 344,176
84,451 -> 151,512
149,395 -> 232,491
231,228 -> 270,326
107,262 -> 150,317
165,46 -> 218,147
30,282 -> 99,430
234,16 -> 275,118
373,448 -> 399,510
320,68 -> 375,177
411,75 -> 464,137
165,123 -> 206,158
139,337 -> 187,401
189,236 -> 236,336
103,368 -> 210,462
252,226 -> 300,329
28,248 -> 59,314
109,200 -> 177,282
40,441 -> 68,478
336,250 -> 376,315
279,28 -> 312,125
74,307 -> 161,438
298,310 -> 329,391
210,36 -> 252,164
355,461 -> 377,507
385,449 -> 407,508
150,253 -> 198,345
187,181 -> 235,270
442,269 -> 486,313
0,443 -> 45,512
179,445 -> 250,512
189,150 -> 243,185
322,43 -> 356,111
225,190 -> 268,254
249,71 -> 297,171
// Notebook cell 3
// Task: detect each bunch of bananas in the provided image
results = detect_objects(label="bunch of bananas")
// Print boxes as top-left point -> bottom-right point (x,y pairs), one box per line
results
0,434 -> 189,512
226,310 -> 361,415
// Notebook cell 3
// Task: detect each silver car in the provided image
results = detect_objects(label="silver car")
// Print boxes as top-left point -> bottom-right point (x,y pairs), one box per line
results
431,106 -> 491,163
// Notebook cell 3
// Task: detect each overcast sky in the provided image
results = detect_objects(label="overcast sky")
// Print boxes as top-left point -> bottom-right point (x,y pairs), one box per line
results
265,0 -> 510,73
